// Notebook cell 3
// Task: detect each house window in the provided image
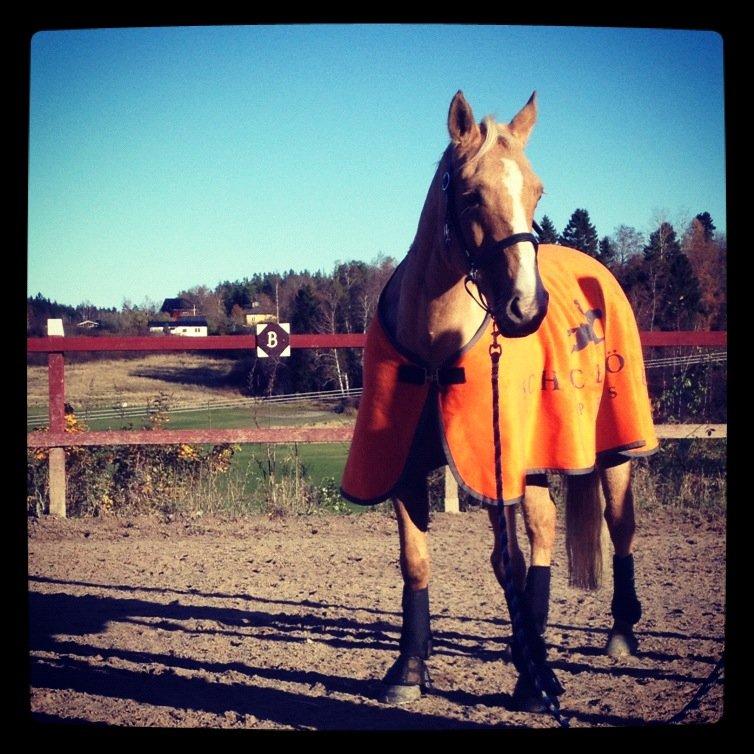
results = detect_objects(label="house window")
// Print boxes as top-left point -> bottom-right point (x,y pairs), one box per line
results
195,328 -> 200,333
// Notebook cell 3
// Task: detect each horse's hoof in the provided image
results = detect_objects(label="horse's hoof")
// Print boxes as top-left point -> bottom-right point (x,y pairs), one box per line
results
379,655 -> 432,705
380,683 -> 423,705
606,623 -> 639,657
511,675 -> 548,713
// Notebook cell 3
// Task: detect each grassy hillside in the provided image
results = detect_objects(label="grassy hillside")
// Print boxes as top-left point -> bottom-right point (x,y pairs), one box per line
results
27,353 -> 246,411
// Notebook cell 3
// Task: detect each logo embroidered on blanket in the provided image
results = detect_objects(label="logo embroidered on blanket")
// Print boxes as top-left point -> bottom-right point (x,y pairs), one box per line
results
568,301 -> 605,352
340,245 -> 658,506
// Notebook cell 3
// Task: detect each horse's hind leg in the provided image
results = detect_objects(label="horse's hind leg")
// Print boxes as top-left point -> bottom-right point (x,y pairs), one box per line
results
600,458 -> 642,657
380,479 -> 433,704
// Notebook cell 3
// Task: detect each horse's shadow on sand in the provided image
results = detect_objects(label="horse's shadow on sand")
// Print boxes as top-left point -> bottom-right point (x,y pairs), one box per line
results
28,588 -> 495,729
28,578 -> 720,728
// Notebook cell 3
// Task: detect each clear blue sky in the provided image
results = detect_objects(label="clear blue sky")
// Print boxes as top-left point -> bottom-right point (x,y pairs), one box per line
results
28,24 -> 726,310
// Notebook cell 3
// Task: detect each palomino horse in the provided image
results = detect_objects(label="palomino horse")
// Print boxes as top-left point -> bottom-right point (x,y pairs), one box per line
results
341,91 -> 657,716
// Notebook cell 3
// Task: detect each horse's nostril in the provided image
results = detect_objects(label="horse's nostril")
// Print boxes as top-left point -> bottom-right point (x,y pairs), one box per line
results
509,297 -> 524,321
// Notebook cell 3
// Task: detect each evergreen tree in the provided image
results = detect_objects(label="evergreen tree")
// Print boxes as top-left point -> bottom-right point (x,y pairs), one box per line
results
695,211 -> 716,242
558,209 -> 598,256
287,284 -> 322,392
537,215 -> 559,244
26,294 -> 79,336
682,215 -> 726,329
598,236 -> 617,268
642,222 -> 702,330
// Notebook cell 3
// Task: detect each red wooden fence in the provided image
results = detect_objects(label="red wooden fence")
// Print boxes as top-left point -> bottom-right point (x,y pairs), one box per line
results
27,331 -> 726,354
27,330 -> 726,516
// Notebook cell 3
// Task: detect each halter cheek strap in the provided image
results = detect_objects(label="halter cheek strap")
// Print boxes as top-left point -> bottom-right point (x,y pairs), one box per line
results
441,169 -> 542,278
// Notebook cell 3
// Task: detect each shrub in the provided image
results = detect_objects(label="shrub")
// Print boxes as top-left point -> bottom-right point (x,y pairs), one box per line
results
27,395 -> 239,517
253,445 -> 352,516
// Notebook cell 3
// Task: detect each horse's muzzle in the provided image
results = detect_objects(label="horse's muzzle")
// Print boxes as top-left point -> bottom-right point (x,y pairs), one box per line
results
494,287 -> 549,338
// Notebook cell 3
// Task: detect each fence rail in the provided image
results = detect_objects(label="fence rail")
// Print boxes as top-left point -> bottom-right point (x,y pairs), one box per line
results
26,330 -> 727,353
27,423 -> 726,449
27,387 -> 363,428
28,352 -> 727,428
27,329 -> 727,517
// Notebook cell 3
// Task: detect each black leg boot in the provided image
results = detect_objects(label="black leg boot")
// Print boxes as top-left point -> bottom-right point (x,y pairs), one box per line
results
511,565 -> 563,712
380,586 -> 433,704
525,565 -> 551,637
607,553 -> 642,657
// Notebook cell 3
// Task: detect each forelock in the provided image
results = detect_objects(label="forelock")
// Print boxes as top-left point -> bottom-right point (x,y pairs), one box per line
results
462,117 -> 513,167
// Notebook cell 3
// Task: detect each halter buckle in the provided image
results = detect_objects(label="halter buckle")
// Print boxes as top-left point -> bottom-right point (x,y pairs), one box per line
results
441,172 -> 451,192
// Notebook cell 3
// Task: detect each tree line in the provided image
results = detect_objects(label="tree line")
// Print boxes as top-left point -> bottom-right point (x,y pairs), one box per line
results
27,210 -> 725,396
539,209 -> 725,332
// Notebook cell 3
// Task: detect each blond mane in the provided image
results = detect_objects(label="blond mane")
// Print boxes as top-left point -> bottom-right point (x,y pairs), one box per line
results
471,116 -> 503,164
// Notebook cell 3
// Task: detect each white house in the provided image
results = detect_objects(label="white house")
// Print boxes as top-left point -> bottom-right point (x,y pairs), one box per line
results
148,316 -> 208,337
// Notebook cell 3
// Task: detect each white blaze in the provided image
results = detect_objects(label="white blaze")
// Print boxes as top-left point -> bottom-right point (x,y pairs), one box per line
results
500,157 -> 537,301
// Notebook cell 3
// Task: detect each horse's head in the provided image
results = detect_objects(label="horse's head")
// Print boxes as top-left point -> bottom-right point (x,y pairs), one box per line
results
442,90 -> 549,338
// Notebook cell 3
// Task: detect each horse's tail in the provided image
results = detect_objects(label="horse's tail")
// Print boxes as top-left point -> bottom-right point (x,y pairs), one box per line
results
565,470 -> 607,590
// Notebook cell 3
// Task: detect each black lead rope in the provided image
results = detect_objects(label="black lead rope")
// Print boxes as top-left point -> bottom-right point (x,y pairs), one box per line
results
489,325 -> 570,728
443,162 -> 566,725
666,654 -> 725,724
491,323 -> 721,728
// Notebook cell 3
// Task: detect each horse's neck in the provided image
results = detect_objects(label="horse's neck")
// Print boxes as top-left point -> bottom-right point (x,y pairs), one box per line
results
385,242 -> 486,367
381,161 -> 486,367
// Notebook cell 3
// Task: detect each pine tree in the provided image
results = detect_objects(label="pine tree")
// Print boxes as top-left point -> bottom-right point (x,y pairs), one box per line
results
558,209 -> 599,256
598,236 -> 617,268
695,211 -> 716,242
642,222 -> 702,330
537,215 -> 559,244
288,284 -> 322,392
683,214 -> 726,329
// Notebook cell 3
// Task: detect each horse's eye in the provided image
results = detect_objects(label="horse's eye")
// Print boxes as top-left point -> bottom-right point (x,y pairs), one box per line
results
464,190 -> 483,207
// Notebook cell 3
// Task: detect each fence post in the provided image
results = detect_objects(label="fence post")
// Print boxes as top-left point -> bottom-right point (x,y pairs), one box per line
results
444,466 -> 459,513
48,351 -> 67,517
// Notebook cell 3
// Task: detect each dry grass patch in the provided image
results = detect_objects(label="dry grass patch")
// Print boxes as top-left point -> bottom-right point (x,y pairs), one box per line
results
27,353 -> 243,410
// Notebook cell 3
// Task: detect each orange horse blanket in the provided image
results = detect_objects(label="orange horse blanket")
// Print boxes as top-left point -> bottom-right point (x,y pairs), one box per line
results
341,245 -> 658,506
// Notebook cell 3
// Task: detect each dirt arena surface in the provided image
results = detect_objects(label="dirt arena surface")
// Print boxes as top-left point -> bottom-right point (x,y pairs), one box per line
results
27,506 -> 726,730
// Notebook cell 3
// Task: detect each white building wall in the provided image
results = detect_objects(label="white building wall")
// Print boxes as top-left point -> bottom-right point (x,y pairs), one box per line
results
149,325 -> 208,337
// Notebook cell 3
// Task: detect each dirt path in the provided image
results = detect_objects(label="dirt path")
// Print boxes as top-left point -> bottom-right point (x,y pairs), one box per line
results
27,507 -> 725,729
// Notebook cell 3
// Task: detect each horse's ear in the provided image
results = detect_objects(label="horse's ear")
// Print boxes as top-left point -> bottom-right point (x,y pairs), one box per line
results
448,90 -> 479,144
509,91 -> 537,145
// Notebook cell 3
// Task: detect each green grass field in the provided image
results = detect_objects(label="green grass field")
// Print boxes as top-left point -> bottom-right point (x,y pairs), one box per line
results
211,441 -> 359,513
230,442 -> 351,487
29,402 -> 348,432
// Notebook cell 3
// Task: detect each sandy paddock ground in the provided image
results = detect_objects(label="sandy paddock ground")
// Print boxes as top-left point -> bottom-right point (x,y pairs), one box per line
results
27,506 -> 726,730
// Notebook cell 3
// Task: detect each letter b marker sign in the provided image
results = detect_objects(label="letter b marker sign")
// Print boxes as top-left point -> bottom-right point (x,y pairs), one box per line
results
256,323 -> 291,358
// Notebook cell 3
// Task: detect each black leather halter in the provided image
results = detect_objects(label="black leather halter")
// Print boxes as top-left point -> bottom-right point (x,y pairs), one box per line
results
441,168 -> 542,280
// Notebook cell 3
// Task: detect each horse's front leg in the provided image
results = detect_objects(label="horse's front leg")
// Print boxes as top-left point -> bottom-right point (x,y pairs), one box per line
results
489,477 -> 556,629
489,476 -> 562,711
519,477 -> 557,636
488,502 -> 526,592
380,477 -> 433,704
600,458 -> 642,657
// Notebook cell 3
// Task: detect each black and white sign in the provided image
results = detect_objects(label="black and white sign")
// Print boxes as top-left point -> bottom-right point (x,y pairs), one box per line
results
256,323 -> 291,358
